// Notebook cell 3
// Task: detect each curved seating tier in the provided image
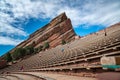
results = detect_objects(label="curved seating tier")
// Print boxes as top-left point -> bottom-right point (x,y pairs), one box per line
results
1,25 -> 120,73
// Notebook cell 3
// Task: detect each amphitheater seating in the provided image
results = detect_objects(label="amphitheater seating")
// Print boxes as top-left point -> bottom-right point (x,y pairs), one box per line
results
0,72 -> 44,80
0,24 -> 120,78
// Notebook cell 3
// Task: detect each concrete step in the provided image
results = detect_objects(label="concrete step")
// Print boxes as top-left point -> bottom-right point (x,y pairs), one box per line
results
0,76 -> 9,80
5,75 -> 20,80
15,72 -> 97,80
10,73 -> 43,80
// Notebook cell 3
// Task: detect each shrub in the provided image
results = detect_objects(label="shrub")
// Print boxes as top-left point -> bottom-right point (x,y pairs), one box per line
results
61,39 -> 66,45
34,48 -> 38,53
4,52 -> 12,62
38,45 -> 43,51
12,48 -> 26,60
25,45 -> 34,55
43,42 -> 49,50
12,48 -> 21,60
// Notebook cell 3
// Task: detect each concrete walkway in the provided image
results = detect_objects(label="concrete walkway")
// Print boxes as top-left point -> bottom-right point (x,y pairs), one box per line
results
10,73 -> 38,80
19,72 -> 97,80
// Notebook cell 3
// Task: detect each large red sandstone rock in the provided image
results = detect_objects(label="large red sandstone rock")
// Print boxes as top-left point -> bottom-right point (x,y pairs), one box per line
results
10,12 -> 76,53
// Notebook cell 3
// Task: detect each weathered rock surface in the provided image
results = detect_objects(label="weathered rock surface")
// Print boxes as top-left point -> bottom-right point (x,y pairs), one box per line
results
10,12 -> 76,52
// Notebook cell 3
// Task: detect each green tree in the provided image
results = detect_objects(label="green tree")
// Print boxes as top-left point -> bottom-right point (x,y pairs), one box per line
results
5,52 -> 12,62
61,39 -> 66,45
43,42 -> 49,50
34,45 -> 43,53
12,48 -> 26,60
38,45 -> 43,51
25,45 -> 34,55
34,48 -> 38,53
20,48 -> 26,57
12,48 -> 21,60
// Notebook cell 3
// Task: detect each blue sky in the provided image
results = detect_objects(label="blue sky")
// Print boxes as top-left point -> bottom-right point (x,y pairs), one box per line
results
0,0 -> 120,56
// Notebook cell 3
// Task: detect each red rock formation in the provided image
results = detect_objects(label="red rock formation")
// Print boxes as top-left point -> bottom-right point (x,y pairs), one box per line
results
10,12 -> 76,53
0,60 -> 7,69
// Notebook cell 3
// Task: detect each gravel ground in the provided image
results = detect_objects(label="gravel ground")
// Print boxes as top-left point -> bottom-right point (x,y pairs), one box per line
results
97,72 -> 120,80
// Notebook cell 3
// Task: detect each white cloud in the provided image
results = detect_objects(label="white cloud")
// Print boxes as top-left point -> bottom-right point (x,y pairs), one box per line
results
2,0 -> 120,28
0,36 -> 23,46
0,1 -> 28,36
0,24 -> 27,36
0,0 -> 120,45
78,1 -> 120,27
57,7 -> 81,27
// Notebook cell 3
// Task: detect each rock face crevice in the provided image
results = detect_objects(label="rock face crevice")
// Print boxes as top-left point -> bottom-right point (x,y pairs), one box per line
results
10,12 -> 76,52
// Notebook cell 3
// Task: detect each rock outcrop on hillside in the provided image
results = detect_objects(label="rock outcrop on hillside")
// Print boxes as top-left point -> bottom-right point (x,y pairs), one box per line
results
10,12 -> 76,53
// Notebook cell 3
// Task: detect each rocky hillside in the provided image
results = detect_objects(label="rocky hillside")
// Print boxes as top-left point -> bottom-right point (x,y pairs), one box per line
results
10,12 -> 76,53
